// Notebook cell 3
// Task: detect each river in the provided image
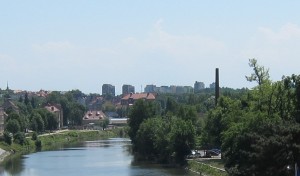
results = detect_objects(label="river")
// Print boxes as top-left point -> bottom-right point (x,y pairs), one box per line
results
0,138 -> 197,176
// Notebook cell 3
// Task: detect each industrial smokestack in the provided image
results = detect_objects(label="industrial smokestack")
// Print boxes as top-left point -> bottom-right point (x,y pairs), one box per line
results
215,68 -> 220,106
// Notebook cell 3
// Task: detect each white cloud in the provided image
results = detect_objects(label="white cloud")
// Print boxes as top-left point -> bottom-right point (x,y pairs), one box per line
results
241,23 -> 300,81
147,19 -> 226,60
0,54 -> 18,71
258,23 -> 300,42
32,41 -> 73,52
120,19 -> 227,69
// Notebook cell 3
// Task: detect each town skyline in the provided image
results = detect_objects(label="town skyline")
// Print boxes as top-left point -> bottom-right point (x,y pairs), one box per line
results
2,81 -> 216,96
2,1 -> 300,94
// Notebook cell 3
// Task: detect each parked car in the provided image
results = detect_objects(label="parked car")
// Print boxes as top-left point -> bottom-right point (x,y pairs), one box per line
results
205,149 -> 221,157
187,150 -> 201,159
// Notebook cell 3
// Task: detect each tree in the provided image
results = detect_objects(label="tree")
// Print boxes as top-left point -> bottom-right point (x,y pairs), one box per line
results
31,97 -> 36,109
165,97 -> 178,114
69,103 -> 86,126
18,96 -> 23,103
3,131 -> 12,145
246,58 -> 270,86
13,132 -> 26,145
135,116 -> 196,164
169,117 -> 196,163
128,100 -> 155,150
5,119 -> 20,135
135,117 -> 162,158
222,117 -> 300,176
6,112 -> 27,132
60,97 -> 71,126
246,58 -> 272,112
47,112 -> 58,131
30,113 -> 44,133
102,118 -> 109,130
24,92 -> 30,105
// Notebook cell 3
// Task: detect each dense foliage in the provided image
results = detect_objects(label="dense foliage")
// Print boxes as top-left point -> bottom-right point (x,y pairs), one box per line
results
128,99 -> 197,164
204,59 -> 300,175
3,90 -> 86,145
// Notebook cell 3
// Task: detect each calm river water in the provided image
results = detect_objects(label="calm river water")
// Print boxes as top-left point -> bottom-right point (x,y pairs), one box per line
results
0,138 -> 197,176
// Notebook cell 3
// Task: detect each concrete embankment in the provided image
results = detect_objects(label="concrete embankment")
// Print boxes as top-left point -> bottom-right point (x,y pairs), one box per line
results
0,148 -> 11,163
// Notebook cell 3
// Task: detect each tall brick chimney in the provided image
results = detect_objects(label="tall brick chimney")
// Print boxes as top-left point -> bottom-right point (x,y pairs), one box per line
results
215,68 -> 220,106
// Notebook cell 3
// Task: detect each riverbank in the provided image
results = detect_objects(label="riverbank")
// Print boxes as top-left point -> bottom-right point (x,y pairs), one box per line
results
0,129 -> 122,164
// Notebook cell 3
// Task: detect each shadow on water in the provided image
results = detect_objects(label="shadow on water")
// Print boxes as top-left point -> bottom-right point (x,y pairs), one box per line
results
0,153 -> 25,175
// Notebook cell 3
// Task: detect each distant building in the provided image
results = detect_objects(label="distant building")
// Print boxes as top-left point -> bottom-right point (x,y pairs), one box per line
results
2,98 -> 19,113
0,107 -> 7,133
102,84 -> 115,96
183,86 -> 194,93
170,86 -> 177,94
82,110 -> 106,126
105,111 -> 119,118
45,104 -> 64,129
122,84 -> 135,95
144,85 -> 156,93
210,82 -> 216,89
145,85 -> 194,94
159,86 -> 169,93
194,81 -> 205,93
121,93 -> 156,106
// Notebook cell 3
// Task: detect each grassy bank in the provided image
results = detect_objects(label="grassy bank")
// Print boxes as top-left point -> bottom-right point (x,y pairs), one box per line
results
39,130 -> 117,150
0,128 -> 124,163
187,160 -> 228,176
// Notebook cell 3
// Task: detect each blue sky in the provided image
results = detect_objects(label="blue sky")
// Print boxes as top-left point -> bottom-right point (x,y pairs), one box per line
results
1,1 -> 300,94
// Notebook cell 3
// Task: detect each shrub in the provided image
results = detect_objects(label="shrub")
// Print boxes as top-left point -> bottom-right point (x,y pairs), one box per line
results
3,131 -> 12,145
32,132 -> 38,140
14,132 -> 26,145
35,139 -> 42,150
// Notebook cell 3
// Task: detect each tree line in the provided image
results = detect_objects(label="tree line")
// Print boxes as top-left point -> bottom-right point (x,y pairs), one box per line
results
127,59 -> 300,175
204,59 -> 300,175
3,90 -> 86,145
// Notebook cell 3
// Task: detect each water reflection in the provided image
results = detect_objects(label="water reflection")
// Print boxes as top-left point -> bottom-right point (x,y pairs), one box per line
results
1,138 -> 196,176
1,153 -> 25,176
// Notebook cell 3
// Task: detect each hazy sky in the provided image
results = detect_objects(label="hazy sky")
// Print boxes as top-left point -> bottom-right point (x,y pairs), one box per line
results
1,1 -> 300,94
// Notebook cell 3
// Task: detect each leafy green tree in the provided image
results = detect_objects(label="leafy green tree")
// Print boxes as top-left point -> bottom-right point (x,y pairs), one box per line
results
222,117 -> 300,176
6,112 -> 27,133
135,117 -> 162,158
169,117 -> 196,163
3,131 -> 12,145
32,132 -> 38,140
102,118 -> 109,130
177,105 -> 197,123
102,101 -> 116,112
128,100 -> 156,150
5,119 -> 20,135
246,58 -> 270,86
60,97 -> 71,126
46,91 -> 61,104
135,116 -> 196,164
165,97 -> 178,114
18,96 -> 23,103
16,102 -> 29,116
30,113 -> 44,133
13,132 -> 26,145
47,112 -> 58,131
31,97 -> 36,109
24,92 -> 30,105
69,103 -> 86,126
